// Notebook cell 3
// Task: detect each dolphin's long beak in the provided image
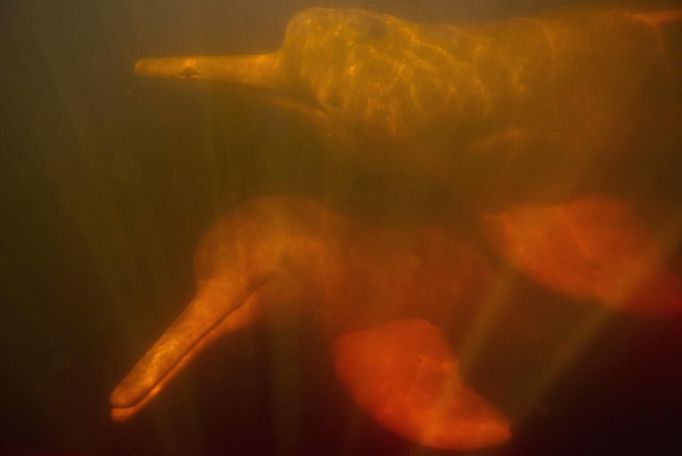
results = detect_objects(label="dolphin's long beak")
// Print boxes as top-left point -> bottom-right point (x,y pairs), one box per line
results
110,279 -> 267,422
133,51 -> 332,127
134,52 -> 284,91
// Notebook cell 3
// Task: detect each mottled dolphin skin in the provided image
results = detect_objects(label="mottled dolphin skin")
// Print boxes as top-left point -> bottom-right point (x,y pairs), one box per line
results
110,195 -> 512,450
134,8 -> 681,201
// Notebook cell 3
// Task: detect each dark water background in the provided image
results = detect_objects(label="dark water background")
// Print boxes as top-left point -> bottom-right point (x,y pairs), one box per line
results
1,0 -> 681,454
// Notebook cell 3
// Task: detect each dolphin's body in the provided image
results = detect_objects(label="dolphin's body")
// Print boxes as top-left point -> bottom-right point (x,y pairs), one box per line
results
115,8 -> 682,451
135,8 -> 681,203
110,193 -> 681,449
111,195 -> 512,449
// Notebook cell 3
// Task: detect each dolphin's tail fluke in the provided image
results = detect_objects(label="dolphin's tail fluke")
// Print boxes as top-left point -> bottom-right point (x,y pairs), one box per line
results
482,195 -> 682,316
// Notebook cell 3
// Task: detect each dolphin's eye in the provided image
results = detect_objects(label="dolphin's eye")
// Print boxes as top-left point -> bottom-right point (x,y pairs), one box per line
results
180,61 -> 199,78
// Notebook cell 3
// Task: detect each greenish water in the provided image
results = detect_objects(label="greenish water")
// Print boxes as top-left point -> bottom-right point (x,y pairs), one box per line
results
1,1 -> 680,454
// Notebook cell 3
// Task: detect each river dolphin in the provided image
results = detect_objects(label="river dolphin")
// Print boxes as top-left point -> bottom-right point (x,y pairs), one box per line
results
114,7 -> 682,450
134,7 -> 681,203
111,195 -> 513,449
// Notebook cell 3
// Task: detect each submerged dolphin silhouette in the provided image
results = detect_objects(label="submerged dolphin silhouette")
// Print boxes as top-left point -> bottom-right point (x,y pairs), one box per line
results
111,195 -> 512,449
134,7 -> 681,202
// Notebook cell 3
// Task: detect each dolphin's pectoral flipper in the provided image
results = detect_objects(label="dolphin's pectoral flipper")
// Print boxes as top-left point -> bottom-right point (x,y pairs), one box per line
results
333,319 -> 511,450
483,195 -> 682,315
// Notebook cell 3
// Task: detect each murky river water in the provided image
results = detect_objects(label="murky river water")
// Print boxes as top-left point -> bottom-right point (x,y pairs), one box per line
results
1,1 -> 680,454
